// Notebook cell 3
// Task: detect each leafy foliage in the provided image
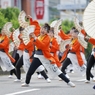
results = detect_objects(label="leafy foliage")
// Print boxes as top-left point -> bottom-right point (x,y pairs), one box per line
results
61,19 -> 74,33
0,7 -> 20,31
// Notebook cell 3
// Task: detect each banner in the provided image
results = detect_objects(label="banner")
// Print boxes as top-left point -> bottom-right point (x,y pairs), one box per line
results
35,0 -> 44,19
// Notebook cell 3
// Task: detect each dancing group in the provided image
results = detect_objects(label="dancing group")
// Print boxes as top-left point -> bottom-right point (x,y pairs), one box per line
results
0,11 -> 95,89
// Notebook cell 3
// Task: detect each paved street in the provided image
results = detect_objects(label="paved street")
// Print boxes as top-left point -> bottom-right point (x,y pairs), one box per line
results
0,70 -> 95,95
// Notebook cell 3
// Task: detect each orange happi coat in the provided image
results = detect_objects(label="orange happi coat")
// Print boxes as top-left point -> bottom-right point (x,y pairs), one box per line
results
0,34 -> 15,63
24,38 -> 34,62
69,39 -> 85,66
50,37 -> 61,67
34,34 -> 56,63
58,30 -> 84,66
58,30 -> 71,62
18,34 -> 25,51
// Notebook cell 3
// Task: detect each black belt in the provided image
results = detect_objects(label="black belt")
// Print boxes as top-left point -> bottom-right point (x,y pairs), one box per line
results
69,51 -> 76,54
0,49 -> 5,52
24,49 -> 29,53
35,50 -> 43,55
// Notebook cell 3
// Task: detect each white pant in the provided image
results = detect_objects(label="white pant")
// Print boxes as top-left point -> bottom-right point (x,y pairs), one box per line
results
34,54 -> 62,78
67,52 -> 87,76
0,51 -> 15,71
23,51 -> 45,73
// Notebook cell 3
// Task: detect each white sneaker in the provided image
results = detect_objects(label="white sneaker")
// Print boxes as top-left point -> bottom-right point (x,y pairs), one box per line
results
59,78 -> 62,81
37,74 -> 44,79
68,81 -> 75,87
92,77 -> 95,82
85,80 -> 90,83
46,78 -> 51,83
8,75 -> 13,78
71,71 -> 74,73
65,74 -> 70,79
14,79 -> 21,82
21,83 -> 29,87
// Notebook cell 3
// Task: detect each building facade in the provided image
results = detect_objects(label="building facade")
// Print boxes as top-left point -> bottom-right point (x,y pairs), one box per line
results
0,0 -> 92,23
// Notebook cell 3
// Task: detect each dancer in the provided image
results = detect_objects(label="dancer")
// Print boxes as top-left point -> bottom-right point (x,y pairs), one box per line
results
59,28 -> 86,78
21,23 -> 75,87
84,35 -> 95,83
8,28 -> 19,78
0,27 -> 15,72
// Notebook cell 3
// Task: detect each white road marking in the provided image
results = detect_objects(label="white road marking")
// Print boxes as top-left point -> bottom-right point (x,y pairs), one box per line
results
5,89 -> 40,95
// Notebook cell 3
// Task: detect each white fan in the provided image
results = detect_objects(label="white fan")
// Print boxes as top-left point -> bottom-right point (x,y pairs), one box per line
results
2,22 -> 12,37
54,19 -> 63,44
18,11 -> 29,28
83,0 -> 95,38
74,17 -> 83,32
22,25 -> 35,45
78,33 -> 88,49
50,20 -> 58,27
9,42 -> 15,52
13,29 -> 20,47
59,39 -> 71,53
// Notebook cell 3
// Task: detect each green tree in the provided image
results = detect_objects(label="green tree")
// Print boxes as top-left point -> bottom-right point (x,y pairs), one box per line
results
0,12 -> 7,31
0,7 -> 20,31
61,19 -> 74,33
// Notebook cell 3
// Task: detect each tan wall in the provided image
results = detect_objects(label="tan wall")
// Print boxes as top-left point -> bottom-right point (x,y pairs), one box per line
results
21,0 -> 31,15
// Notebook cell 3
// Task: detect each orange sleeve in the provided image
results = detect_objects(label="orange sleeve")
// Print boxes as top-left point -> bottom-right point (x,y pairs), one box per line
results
25,38 -> 34,51
9,33 -> 13,40
50,38 -> 59,52
18,43 -> 25,50
29,18 -> 40,36
0,36 -> 9,49
34,24 -> 40,37
58,30 -> 71,40
88,38 -> 95,45
29,18 -> 33,25
81,29 -> 87,36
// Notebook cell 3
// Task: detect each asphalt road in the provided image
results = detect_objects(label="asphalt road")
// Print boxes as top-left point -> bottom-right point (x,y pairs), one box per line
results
0,69 -> 95,95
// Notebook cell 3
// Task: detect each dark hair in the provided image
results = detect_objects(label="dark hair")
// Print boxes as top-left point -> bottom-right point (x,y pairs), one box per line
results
74,29 -> 79,33
79,21 -> 83,26
19,26 -> 24,31
66,31 -> 70,34
43,23 -> 50,33
72,27 -> 76,30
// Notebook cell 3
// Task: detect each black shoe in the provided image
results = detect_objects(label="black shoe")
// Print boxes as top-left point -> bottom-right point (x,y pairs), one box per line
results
93,85 -> 95,89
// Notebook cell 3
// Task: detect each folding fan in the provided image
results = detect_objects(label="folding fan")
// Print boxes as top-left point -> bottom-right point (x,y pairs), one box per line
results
18,11 -> 29,28
83,0 -> 95,38
59,39 -> 71,53
74,17 -> 83,32
78,33 -> 88,49
13,29 -> 20,47
22,25 -> 35,45
2,22 -> 12,37
54,19 -> 62,44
